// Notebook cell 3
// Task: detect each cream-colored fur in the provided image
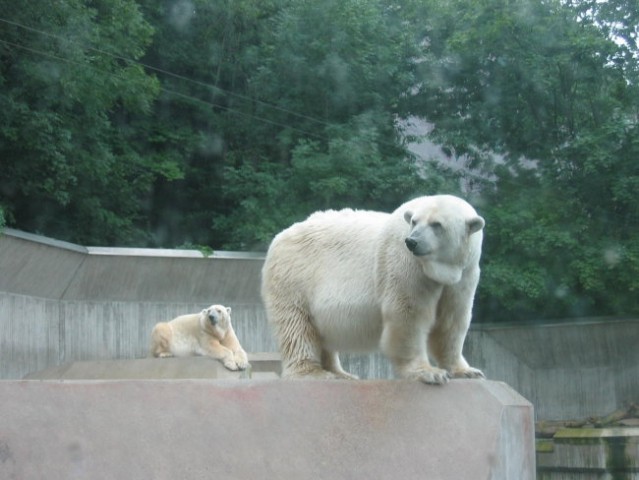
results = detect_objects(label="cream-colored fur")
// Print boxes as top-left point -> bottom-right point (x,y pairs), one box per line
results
261,195 -> 485,384
150,305 -> 249,371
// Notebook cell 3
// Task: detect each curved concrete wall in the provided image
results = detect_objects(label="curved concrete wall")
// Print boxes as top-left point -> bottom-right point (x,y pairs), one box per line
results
1,228 -> 638,421
0,228 -> 276,380
0,229 -> 87,299
464,319 -> 639,421
1,228 -> 265,303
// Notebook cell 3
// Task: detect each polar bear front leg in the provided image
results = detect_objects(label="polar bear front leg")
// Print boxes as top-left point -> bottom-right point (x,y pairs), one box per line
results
201,339 -> 239,371
428,275 -> 485,380
380,321 -> 450,385
232,348 -> 250,371
428,316 -> 484,379
221,330 -> 250,370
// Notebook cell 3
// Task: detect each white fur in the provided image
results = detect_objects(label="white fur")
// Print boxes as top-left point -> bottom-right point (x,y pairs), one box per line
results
261,195 -> 485,384
150,305 -> 249,371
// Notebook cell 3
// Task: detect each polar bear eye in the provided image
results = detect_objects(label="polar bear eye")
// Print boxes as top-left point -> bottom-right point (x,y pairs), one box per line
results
430,221 -> 443,231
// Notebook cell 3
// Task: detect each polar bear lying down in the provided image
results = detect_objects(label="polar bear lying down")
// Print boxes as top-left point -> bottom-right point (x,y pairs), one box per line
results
150,305 -> 249,371
261,194 -> 485,384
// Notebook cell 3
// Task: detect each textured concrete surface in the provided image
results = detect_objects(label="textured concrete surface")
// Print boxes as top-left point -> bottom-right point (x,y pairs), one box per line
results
0,379 -> 534,480
23,355 -> 282,380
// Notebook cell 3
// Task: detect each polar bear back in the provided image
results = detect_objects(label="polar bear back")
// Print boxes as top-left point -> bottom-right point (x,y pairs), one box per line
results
262,209 -> 390,351
162,313 -> 203,357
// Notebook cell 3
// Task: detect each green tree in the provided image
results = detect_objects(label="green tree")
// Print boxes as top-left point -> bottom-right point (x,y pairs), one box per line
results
408,0 -> 639,321
136,0 -> 278,247
213,0 -> 451,250
137,0 -> 450,250
3,0 -> 637,323
0,0 -> 175,245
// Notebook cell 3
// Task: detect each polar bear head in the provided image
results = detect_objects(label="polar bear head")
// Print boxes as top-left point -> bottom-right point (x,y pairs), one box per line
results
199,304 -> 233,339
402,195 -> 484,285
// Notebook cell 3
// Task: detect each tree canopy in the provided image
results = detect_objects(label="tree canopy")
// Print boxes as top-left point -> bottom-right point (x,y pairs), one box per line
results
1,0 -> 638,322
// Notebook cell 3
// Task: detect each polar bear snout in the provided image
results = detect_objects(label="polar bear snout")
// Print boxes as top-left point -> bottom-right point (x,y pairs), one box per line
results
405,237 -> 418,252
207,312 -> 219,325
405,234 -> 431,256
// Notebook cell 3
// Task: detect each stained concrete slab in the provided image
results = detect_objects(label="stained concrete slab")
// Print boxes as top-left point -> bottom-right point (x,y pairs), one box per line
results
0,378 -> 534,480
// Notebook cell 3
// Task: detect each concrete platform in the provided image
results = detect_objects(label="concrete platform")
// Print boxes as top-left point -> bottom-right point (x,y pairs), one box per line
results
22,354 -> 282,380
0,378 -> 534,480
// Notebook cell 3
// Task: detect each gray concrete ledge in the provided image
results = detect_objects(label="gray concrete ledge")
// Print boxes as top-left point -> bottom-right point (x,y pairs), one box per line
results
0,379 -> 534,480
2,228 -> 265,259
538,427 -> 639,477
23,354 -> 282,380
0,228 -> 265,302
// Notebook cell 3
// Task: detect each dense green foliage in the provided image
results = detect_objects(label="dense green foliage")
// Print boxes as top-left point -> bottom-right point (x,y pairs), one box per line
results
1,0 -> 637,322
409,0 -> 639,320
0,0 -> 170,244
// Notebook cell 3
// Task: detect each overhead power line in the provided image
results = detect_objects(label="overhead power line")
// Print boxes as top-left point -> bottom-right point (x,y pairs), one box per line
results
0,15 -> 430,156
0,26 -> 327,141
0,16 -> 335,131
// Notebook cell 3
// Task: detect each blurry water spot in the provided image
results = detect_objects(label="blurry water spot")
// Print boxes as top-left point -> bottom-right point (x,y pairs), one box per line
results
0,440 -> 14,464
603,246 -> 622,267
199,133 -> 225,157
209,42 -> 223,66
554,284 -> 569,299
168,0 -> 195,31
67,442 -> 83,463
36,61 -> 62,82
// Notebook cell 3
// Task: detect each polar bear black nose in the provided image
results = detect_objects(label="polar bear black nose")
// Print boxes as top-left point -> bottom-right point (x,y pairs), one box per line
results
405,237 -> 417,252
208,314 -> 218,325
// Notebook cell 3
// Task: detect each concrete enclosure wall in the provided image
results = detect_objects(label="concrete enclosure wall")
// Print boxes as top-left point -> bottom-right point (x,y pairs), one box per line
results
0,228 -> 276,378
2,228 -> 638,420
0,379 -> 535,480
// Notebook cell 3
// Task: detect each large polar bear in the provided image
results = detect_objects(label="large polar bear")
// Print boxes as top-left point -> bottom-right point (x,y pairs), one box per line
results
261,194 -> 485,384
150,304 -> 249,371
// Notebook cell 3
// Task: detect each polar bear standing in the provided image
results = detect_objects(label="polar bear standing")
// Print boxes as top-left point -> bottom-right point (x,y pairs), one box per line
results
261,195 -> 485,384
150,304 -> 249,371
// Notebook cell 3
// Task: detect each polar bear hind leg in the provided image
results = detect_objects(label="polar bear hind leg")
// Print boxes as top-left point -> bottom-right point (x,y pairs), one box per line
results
269,303 -> 338,379
321,350 -> 359,380
150,323 -> 173,358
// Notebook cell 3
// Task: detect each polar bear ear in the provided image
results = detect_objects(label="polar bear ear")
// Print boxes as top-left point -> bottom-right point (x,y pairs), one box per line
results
467,216 -> 485,234
403,210 -> 413,224
226,307 -> 232,316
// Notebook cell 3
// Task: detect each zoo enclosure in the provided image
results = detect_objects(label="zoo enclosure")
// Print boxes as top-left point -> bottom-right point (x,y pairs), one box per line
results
1,227 -> 637,421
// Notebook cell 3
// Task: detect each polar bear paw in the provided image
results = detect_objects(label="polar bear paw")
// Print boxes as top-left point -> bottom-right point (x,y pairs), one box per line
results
283,360 -> 341,380
403,365 -> 451,385
331,370 -> 359,380
284,370 -> 338,380
450,367 -> 485,379
222,357 -> 239,371
234,351 -> 250,370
